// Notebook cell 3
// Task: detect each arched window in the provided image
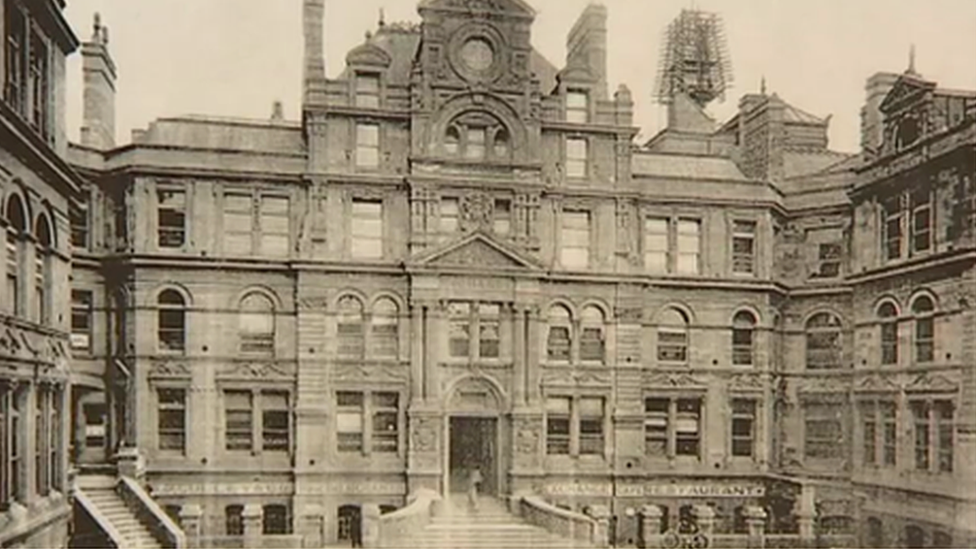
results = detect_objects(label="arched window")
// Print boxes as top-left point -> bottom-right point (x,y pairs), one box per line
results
5,194 -> 26,316
805,312 -> 843,370
371,298 -> 399,358
547,305 -> 572,362
657,308 -> 689,363
911,296 -> 935,363
239,293 -> 275,356
579,306 -> 605,363
732,311 -> 757,366
157,290 -> 187,353
337,505 -> 362,543
878,302 -> 899,365
336,296 -> 365,358
34,214 -> 52,324
493,128 -> 510,159
444,126 -> 460,156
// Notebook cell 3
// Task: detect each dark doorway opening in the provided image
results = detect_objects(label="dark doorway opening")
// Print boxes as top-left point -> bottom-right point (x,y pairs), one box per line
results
449,417 -> 497,495
338,505 -> 362,547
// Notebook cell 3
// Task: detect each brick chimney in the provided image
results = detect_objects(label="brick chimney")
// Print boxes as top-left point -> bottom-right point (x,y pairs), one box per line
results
80,13 -> 116,150
303,0 -> 327,104
566,3 -> 608,98
860,72 -> 899,158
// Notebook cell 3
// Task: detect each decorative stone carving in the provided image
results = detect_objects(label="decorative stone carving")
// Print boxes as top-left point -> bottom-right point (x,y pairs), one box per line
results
543,369 -> 612,388
220,362 -> 295,380
906,372 -> 958,393
410,417 -> 439,453
643,371 -> 706,388
334,364 -> 408,384
460,192 -> 493,232
515,423 -> 540,455
854,373 -> 900,393
430,239 -> 522,268
729,373 -> 764,390
796,375 -> 849,394
148,361 -> 191,379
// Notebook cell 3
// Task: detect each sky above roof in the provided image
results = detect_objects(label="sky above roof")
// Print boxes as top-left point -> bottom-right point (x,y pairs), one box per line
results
64,0 -> 976,153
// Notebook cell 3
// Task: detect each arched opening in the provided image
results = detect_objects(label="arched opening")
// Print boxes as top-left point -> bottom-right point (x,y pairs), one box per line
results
5,194 -> 27,316
657,308 -> 689,363
371,298 -> 399,358
732,311 -> 757,366
904,524 -> 925,549
34,214 -> 52,324
805,312 -> 843,370
878,302 -> 899,365
239,292 -> 275,356
912,296 -> 935,363
866,517 -> 884,548
157,289 -> 187,353
546,305 -> 572,362
445,377 -> 504,498
579,306 -> 606,363
336,296 -> 365,359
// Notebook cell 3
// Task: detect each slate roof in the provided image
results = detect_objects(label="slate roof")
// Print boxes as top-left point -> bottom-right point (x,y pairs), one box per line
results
632,152 -> 750,181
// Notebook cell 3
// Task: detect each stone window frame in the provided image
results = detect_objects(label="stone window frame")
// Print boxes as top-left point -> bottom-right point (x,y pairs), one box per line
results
218,385 -> 293,456
804,310 -> 845,370
544,393 -> 608,459
333,292 -> 404,362
643,392 -> 707,461
71,289 -> 94,353
731,310 -> 758,367
908,395 -> 955,474
3,0 -> 56,141
564,135 -> 590,179
4,190 -> 28,318
154,383 -> 189,455
32,211 -> 53,325
354,121 -> 381,170
441,114 -> 511,162
654,306 -> 691,365
730,218 -> 758,276
446,300 -> 505,363
876,300 -> 900,366
218,185 -> 292,258
857,397 -> 897,468
333,389 -> 405,458
544,301 -> 611,366
801,397 -> 845,461
156,287 -> 189,355
558,207 -> 592,270
237,290 -> 277,357
155,183 -> 188,251
909,293 -> 937,364
640,211 -> 704,276
729,396 -> 759,459
565,88 -> 590,124
352,71 -> 382,109
348,195 -> 384,260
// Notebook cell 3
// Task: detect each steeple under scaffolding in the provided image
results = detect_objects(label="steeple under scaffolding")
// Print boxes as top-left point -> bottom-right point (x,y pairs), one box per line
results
655,8 -> 734,108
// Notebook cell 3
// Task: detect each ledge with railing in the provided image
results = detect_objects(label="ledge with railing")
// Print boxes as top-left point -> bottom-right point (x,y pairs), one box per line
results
377,489 -> 441,547
117,476 -> 185,549
517,495 -> 608,547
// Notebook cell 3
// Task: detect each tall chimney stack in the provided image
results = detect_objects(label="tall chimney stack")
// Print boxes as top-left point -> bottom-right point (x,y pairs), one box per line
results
860,72 -> 899,158
80,13 -> 116,149
303,0 -> 327,103
566,3 -> 608,98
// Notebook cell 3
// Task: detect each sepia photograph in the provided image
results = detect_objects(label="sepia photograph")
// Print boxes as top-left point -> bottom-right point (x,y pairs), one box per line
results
1,0 -> 975,548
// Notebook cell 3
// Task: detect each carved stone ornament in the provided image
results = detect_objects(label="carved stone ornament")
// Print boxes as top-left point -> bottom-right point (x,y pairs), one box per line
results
796,375 -> 849,394
334,363 -> 407,384
410,418 -> 438,453
460,192 -> 493,232
515,423 -> 540,455
729,373 -> 764,391
149,361 -> 191,379
854,373 -> 900,393
543,369 -> 612,388
906,372 -> 958,393
220,362 -> 295,380
429,238 -> 525,269
643,371 -> 706,388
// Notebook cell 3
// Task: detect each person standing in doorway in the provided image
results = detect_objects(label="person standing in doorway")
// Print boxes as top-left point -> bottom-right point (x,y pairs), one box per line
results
468,468 -> 483,510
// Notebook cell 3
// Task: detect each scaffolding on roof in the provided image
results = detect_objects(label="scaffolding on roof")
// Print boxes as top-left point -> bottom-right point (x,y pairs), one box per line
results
655,9 -> 734,108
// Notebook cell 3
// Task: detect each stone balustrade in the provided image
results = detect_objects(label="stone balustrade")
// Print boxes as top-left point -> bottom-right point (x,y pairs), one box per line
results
376,489 -> 442,548
517,495 -> 607,547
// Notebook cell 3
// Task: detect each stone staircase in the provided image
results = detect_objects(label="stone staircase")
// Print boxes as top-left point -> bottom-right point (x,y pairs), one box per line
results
391,495 -> 595,548
76,475 -> 164,549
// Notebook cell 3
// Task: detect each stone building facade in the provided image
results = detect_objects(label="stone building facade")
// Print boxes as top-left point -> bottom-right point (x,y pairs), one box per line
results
63,0 -> 975,547
0,0 -> 81,547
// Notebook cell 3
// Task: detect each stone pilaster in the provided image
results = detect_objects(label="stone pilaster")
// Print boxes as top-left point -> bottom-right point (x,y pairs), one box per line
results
242,504 -> 263,547
640,504 -> 663,547
179,504 -> 203,549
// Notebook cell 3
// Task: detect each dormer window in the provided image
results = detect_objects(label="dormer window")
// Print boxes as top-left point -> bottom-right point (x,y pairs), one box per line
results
355,73 -> 381,108
566,90 -> 589,124
895,114 -> 920,150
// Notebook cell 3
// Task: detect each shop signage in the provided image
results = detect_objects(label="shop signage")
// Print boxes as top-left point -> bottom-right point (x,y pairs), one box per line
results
619,483 -> 765,498
150,482 -> 294,496
544,482 -> 613,497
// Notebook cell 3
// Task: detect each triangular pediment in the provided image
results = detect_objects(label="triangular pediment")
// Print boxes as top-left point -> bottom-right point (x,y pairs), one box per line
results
415,232 -> 543,271
880,73 -> 936,113
855,374 -> 899,393
906,372 -> 958,393
347,42 -> 392,68
419,0 -> 536,17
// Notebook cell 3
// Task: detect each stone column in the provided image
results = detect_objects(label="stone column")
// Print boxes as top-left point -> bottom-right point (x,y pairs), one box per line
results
526,306 -> 542,404
425,302 -> 442,402
692,504 -> 715,536
179,504 -> 203,549
361,503 -> 381,548
640,504 -> 663,548
242,504 -> 263,547
586,504 -> 612,548
513,305 -> 526,407
410,304 -> 424,404
744,506 -> 767,549
797,484 -> 816,541
299,504 -> 325,549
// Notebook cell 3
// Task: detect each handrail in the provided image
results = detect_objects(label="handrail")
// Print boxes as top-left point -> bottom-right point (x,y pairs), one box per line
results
377,489 -> 441,547
118,476 -> 186,549
519,495 -> 598,546
74,488 -> 127,549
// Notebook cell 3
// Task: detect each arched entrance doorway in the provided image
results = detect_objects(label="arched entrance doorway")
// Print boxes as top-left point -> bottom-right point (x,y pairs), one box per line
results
443,375 -> 508,497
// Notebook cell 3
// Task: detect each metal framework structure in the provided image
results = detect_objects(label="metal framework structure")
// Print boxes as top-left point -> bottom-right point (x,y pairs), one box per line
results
655,9 -> 734,107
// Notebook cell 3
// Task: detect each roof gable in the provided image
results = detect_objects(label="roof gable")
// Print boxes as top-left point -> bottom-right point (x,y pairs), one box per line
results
414,232 -> 543,271
880,73 -> 937,113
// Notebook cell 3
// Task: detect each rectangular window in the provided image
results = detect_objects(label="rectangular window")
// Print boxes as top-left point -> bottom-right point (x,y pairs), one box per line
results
676,219 -> 701,275
732,220 -> 757,274
881,319 -> 898,366
881,401 -> 897,466
560,210 -> 590,269
336,392 -> 364,453
355,73 -> 380,108
225,505 -> 244,536
34,251 -> 46,324
3,1 -> 26,114
356,123 -> 380,169
815,242 -> 842,278
493,199 -> 511,236
478,304 -> 500,359
259,196 -> 290,257
158,388 -> 187,452
351,199 -> 383,259
883,195 -> 904,261
731,399 -> 756,458
657,328 -> 688,363
566,138 -> 588,178
644,217 -> 669,272
578,397 -> 604,455
546,397 -> 571,455
910,188 -> 931,255
441,198 -> 459,234
49,391 -> 61,491
644,398 -> 669,457
371,392 -> 399,453
861,402 -> 877,465
936,400 -> 953,473
157,189 -> 187,249
675,398 -> 701,457
804,402 -> 842,459
448,302 -> 471,358
223,192 -> 254,255
262,392 -> 290,452
224,391 -> 253,451
911,400 -> 930,470
71,290 -> 93,352
28,29 -> 48,135
5,233 -> 18,316
915,317 -> 934,363
579,326 -> 604,363
566,90 -> 589,124
263,505 -> 290,535
35,387 -> 48,495
70,205 -> 89,249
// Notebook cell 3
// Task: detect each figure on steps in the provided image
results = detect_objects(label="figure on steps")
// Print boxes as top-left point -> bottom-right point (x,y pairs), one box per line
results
468,468 -> 483,510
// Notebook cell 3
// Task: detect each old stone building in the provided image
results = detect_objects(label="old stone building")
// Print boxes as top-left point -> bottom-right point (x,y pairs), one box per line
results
0,0 -> 81,547
62,0 -> 975,548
